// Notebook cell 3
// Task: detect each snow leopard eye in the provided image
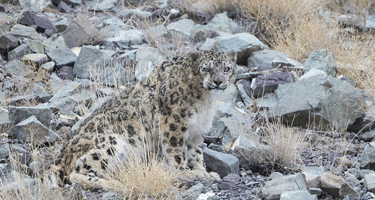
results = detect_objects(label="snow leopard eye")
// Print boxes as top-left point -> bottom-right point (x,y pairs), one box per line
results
224,67 -> 231,72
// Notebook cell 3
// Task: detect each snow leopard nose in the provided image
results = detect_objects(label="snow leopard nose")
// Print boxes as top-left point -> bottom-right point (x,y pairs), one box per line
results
213,78 -> 223,86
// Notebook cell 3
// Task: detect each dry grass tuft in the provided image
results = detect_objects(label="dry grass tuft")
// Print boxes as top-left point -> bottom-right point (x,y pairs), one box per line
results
107,154 -> 181,200
261,122 -> 307,167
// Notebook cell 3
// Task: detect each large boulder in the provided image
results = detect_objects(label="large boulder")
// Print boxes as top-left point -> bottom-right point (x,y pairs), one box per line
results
271,71 -> 366,131
206,32 -> 268,64
61,15 -> 99,48
73,45 -> 132,86
304,49 -> 337,77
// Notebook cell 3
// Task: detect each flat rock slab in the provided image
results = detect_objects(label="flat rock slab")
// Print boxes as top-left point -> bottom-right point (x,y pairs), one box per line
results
21,53 -> 49,68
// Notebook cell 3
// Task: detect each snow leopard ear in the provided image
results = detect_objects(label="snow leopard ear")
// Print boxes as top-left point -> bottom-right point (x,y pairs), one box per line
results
227,51 -> 237,63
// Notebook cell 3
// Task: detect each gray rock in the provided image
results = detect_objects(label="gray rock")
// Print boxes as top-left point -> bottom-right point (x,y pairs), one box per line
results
73,45 -> 132,85
48,81 -> 94,116
223,173 -> 241,184
304,49 -> 337,77
40,61 -> 55,73
9,24 -> 40,40
119,9 -> 152,19
84,0 -> 117,12
106,29 -> 145,48
135,47 -> 165,81
262,173 -> 309,200
44,35 -> 69,53
167,19 -> 195,39
101,192 -> 121,200
364,173 -> 375,193
203,148 -> 239,178
21,53 -> 49,68
181,183 -> 204,200
250,72 -> 294,98
320,172 -> 359,198
299,68 -> 326,80
247,49 -> 290,69
32,83 -> 52,103
9,115 -> 59,145
47,48 -> 77,67
280,190 -> 317,200
359,141 -> 375,169
0,14 -> 16,33
194,12 -> 244,41
235,79 -> 252,106
58,66 -> 74,80
24,39 -> 45,54
273,72 -> 365,131
55,18 -> 69,32
4,60 -> 33,77
58,1 -> 72,13
2,77 -> 16,91
98,17 -> 132,38
19,0 -> 50,11
303,171 -> 321,188
5,93 -> 41,106
214,33 -> 268,64
8,106 -> 52,127
8,44 -> 32,60
62,14 -> 100,48
19,11 -> 56,34
0,34 -> 19,53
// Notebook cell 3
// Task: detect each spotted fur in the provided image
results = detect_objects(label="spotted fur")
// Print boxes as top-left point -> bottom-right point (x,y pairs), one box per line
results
48,50 -> 237,190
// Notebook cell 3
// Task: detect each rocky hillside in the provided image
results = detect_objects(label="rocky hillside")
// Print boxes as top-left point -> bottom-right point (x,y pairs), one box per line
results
1,0 -> 375,199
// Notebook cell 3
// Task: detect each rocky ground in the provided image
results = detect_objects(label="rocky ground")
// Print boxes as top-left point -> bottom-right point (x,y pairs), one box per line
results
2,0 -> 375,199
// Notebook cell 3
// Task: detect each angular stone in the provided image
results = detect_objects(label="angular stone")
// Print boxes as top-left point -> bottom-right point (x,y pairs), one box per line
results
32,83 -> 52,103
167,19 -> 195,39
215,33 -> 268,64
44,35 -> 69,53
19,0 -> 51,11
8,44 -> 32,60
19,11 -> 57,34
262,173 -> 309,200
235,79 -> 252,106
0,34 -> 19,53
9,115 -> 59,145
304,49 -> 338,77
4,60 -> 33,77
24,39 -> 45,54
203,148 -> 239,178
47,48 -> 77,67
250,72 -> 294,98
9,24 -> 40,40
62,14 -> 99,48
273,72 -> 365,131
0,14 -> 16,33
73,45 -> 132,85
21,53 -> 49,68
365,173 -> 375,193
58,1 -> 72,13
280,190 -> 317,200
58,66 -> 74,80
247,49 -> 290,69
106,29 -> 145,48
135,47 -> 165,81
119,9 -> 152,19
84,0 -> 117,12
320,172 -> 344,198
8,106 -> 52,127
303,171 -> 321,188
359,141 -> 375,169
40,61 -> 55,73
194,12 -> 244,42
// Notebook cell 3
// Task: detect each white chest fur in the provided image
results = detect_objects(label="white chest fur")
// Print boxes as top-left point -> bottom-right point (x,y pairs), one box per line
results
186,91 -> 217,142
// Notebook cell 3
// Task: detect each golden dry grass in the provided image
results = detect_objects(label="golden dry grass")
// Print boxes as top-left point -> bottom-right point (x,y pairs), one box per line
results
108,155 -> 181,200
